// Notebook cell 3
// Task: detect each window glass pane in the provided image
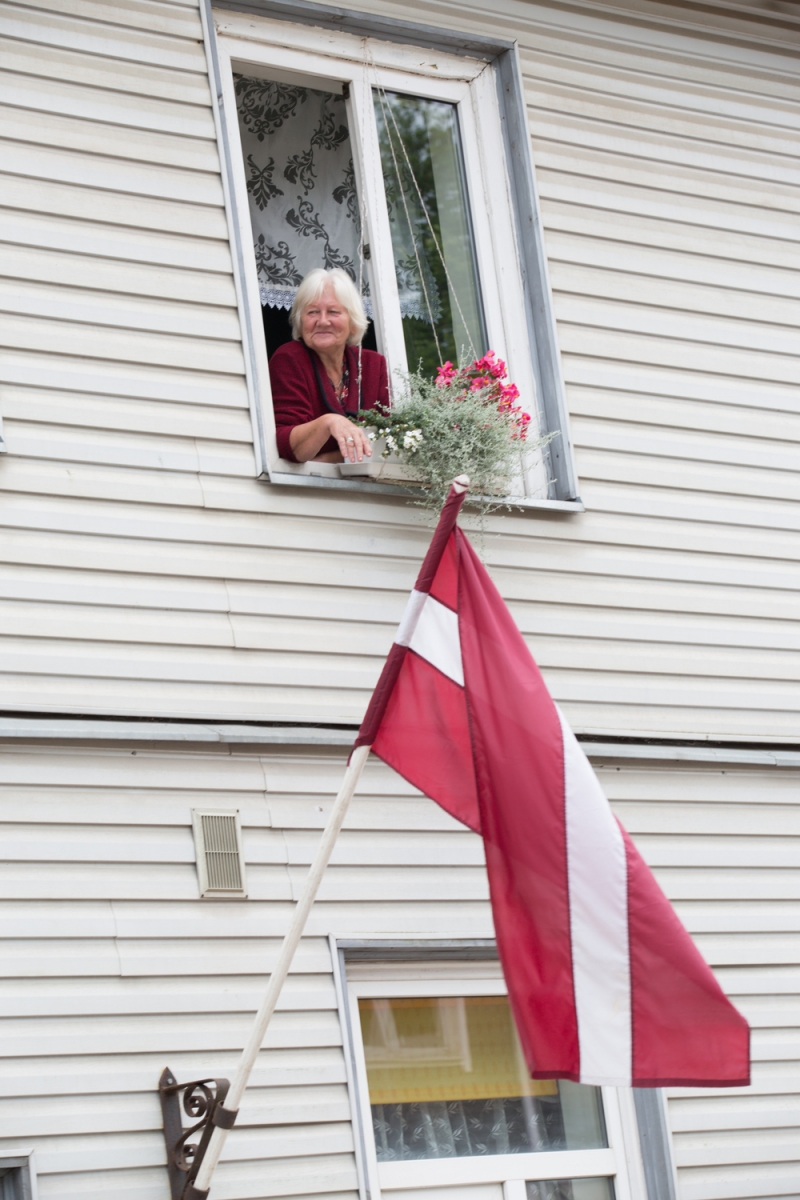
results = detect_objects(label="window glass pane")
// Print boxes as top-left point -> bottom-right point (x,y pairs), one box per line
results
527,1180 -> 615,1200
373,90 -> 486,375
235,74 -> 372,357
359,996 -> 607,1161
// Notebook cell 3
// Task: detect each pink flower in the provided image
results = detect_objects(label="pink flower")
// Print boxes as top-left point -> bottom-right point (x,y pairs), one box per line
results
471,350 -> 507,380
436,361 -> 457,387
508,407 -> 531,441
437,352 -> 526,441
497,385 -> 521,417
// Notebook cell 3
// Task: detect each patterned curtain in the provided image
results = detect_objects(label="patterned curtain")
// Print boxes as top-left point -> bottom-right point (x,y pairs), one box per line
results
371,1093 -> 568,1161
235,75 -> 367,311
235,74 -> 436,322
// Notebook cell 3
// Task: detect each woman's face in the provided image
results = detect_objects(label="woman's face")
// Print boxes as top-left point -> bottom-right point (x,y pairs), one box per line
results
300,286 -> 352,358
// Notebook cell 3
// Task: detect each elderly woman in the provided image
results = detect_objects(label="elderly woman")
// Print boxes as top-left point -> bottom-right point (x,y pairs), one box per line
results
269,268 -> 389,464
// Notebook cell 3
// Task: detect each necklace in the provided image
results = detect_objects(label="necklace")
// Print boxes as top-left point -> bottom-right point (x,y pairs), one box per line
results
330,362 -> 350,408
305,344 -> 358,416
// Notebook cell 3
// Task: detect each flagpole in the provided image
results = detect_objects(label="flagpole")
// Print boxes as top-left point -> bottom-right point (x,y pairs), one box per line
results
189,743 -> 371,1198
187,476 -> 470,1199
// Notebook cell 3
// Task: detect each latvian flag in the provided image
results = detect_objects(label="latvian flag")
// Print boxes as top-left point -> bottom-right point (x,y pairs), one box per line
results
355,478 -> 750,1087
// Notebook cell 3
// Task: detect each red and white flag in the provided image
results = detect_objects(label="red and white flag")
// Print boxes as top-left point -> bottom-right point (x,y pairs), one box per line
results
355,480 -> 750,1087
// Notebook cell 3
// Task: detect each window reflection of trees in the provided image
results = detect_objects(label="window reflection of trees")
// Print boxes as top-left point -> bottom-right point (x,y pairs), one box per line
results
375,92 -> 485,376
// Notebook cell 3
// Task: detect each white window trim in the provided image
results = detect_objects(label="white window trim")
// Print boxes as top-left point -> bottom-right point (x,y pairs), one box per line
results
0,1150 -> 38,1200
202,0 -> 582,510
332,945 -> 646,1200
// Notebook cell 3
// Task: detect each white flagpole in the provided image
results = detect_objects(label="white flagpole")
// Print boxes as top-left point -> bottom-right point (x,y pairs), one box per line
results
191,476 -> 469,1197
191,742 -> 372,1197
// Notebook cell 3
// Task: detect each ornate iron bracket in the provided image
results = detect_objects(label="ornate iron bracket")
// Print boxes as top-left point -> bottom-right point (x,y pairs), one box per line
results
159,1067 -> 236,1200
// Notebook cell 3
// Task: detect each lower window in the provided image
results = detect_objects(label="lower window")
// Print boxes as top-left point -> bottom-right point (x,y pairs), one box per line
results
527,1182 -> 614,1200
346,966 -> 637,1200
360,996 -> 606,1161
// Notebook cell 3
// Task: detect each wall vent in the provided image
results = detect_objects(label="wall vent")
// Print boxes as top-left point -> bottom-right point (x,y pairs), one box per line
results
191,810 -> 247,898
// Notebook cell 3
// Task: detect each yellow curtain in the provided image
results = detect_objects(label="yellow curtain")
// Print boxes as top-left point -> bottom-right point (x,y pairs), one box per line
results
359,995 -> 558,1104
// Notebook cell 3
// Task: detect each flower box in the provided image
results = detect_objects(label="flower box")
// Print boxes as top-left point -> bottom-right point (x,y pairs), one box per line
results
338,438 -> 420,482
337,352 -> 543,513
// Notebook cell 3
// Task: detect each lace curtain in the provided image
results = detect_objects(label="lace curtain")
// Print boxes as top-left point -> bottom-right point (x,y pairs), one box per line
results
372,1102 -> 613,1200
235,75 -> 368,311
371,1093 -> 569,1162
235,74 -> 440,323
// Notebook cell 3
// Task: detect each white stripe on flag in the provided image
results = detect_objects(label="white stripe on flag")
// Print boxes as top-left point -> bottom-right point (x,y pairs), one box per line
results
407,596 -> 464,686
559,709 -> 632,1086
395,588 -> 428,647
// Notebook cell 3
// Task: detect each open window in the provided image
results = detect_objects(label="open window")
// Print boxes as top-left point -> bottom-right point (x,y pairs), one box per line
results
210,4 -> 579,506
335,949 -> 648,1200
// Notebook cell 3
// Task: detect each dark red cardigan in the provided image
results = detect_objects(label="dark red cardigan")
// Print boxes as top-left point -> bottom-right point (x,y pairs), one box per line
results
269,339 -> 389,462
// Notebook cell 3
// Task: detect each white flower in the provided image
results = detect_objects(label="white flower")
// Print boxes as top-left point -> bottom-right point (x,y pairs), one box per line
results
366,429 -> 376,441
403,428 -> 424,450
385,434 -> 397,452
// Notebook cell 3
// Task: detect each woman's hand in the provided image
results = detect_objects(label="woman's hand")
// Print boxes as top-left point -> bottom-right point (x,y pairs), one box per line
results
288,413 -> 373,463
326,414 -> 372,463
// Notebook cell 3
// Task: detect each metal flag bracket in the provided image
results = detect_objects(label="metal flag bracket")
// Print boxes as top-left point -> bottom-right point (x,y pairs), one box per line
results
159,1067 -> 238,1200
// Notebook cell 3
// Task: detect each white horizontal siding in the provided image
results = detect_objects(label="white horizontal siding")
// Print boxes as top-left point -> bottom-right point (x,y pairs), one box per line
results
0,742 -> 484,1199
606,763 -> 800,1200
0,0 -> 796,738
0,743 -> 797,1199
0,11 -> 798,1200
0,0 -> 255,729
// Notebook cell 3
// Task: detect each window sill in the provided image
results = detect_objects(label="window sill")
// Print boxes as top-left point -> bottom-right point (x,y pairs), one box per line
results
377,1147 -> 616,1190
266,462 -> 584,512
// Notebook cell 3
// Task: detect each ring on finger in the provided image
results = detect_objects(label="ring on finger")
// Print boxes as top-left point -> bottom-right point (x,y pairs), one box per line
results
346,437 -> 355,443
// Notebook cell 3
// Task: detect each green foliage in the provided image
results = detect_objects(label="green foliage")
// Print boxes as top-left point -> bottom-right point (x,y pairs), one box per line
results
357,368 -> 553,516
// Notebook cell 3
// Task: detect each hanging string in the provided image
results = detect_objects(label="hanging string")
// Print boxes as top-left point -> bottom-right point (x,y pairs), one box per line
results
372,82 -> 444,364
380,87 -> 478,362
356,136 -> 366,411
349,75 -> 382,410
366,42 -> 478,364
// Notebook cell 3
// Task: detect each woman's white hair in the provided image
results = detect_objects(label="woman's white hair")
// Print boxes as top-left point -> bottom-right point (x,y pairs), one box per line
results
290,268 -> 368,346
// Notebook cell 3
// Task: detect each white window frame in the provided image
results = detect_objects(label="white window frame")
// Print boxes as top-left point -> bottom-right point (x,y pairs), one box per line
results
338,954 -> 647,1200
203,1 -> 581,509
0,1150 -> 38,1200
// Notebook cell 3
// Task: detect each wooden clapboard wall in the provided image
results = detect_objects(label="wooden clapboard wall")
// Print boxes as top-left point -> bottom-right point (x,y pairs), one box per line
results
0,743 -> 481,1200
618,760 -> 800,1200
0,0 -> 798,740
0,741 -> 796,1200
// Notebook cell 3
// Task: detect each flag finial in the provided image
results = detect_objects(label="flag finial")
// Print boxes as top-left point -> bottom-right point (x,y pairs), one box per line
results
452,475 -> 470,494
